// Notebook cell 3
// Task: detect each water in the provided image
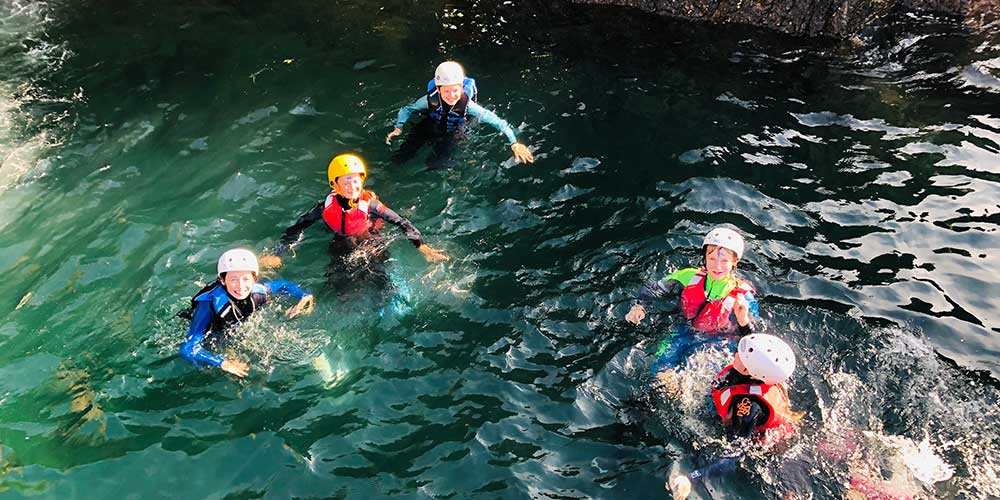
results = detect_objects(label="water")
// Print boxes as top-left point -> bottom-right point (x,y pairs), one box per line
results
0,0 -> 998,498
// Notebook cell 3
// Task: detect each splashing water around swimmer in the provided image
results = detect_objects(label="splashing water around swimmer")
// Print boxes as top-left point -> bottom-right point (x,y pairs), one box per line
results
0,1 -> 998,499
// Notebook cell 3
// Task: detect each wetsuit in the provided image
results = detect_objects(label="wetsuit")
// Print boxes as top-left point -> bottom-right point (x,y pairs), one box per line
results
392,91 -> 520,168
179,279 -> 309,367
638,268 -> 759,334
276,192 -> 425,297
639,268 -> 759,374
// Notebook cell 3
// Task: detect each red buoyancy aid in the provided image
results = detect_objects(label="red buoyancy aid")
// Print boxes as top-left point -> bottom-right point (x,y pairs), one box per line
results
321,191 -> 384,236
711,364 -> 793,434
680,269 -> 753,333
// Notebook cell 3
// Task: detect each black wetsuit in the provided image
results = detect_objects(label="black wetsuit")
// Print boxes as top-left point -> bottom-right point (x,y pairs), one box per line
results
276,194 -> 424,297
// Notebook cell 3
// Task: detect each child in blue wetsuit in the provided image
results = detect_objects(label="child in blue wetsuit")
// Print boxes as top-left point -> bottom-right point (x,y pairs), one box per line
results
179,248 -> 314,378
386,61 -> 534,168
625,227 -> 759,384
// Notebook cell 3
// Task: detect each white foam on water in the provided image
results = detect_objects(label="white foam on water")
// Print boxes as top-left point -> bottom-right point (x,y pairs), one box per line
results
0,1 -> 75,191
233,311 -> 329,367
864,432 -> 955,485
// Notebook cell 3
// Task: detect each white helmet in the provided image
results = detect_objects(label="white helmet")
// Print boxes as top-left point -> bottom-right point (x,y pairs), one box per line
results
703,226 -> 745,260
738,334 -> 796,385
434,61 -> 466,87
217,248 -> 259,277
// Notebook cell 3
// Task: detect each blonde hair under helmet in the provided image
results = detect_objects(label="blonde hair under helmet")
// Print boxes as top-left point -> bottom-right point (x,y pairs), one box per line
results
738,334 -> 796,385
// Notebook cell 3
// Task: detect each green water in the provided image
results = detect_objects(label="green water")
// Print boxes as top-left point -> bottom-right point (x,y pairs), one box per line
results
1,0 -> 998,498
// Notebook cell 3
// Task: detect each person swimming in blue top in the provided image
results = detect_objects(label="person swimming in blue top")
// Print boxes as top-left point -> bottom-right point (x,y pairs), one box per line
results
179,248 -> 315,378
386,61 -> 535,168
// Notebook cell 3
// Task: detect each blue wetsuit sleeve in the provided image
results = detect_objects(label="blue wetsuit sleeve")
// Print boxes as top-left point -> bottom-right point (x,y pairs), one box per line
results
395,96 -> 428,129
466,101 -> 518,144
736,291 -> 760,335
746,291 -> 760,319
261,280 -> 310,299
179,302 -> 225,367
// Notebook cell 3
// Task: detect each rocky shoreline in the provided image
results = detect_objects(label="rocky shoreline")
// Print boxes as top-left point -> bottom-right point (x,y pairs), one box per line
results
566,0 -> 999,36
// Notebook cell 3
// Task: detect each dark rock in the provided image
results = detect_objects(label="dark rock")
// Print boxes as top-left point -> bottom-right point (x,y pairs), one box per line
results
567,0 -> 1000,36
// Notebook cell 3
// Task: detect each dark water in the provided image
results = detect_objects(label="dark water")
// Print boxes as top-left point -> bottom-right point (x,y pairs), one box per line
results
1,0 -> 998,498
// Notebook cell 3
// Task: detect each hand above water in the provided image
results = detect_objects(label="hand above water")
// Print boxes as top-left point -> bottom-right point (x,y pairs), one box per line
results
220,359 -> 249,378
626,304 -> 646,325
511,142 -> 534,163
285,295 -> 315,318
418,243 -> 449,263
733,293 -> 750,327
386,127 -> 402,145
667,475 -> 692,500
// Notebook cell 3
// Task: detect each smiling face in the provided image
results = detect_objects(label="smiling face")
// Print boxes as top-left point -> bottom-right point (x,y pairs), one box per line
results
335,173 -> 364,200
223,270 -> 256,300
704,245 -> 738,281
438,83 -> 464,106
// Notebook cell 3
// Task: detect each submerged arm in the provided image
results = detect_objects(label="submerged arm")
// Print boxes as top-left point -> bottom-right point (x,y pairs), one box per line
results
179,302 -> 225,367
276,201 -> 323,256
394,96 -> 429,129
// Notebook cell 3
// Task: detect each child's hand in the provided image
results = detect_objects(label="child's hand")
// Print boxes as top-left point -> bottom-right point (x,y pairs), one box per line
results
418,244 -> 449,262
285,295 -> 315,318
259,255 -> 283,269
667,475 -> 692,500
220,359 -> 249,378
386,128 -> 402,145
625,304 -> 646,325
655,370 -> 682,399
734,294 -> 750,326
511,142 -> 534,163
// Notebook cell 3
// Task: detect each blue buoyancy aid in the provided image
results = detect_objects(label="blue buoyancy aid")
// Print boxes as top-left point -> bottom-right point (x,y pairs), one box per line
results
191,280 -> 269,332
426,77 -> 478,132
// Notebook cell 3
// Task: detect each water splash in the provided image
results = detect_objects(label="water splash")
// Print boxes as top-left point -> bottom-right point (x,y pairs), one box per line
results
0,1 -> 75,190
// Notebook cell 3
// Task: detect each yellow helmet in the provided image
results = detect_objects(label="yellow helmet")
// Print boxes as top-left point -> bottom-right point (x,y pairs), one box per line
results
327,154 -> 366,187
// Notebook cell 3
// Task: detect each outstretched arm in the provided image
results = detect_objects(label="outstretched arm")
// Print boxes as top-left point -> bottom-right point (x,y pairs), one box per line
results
388,96 -> 429,144
370,200 -> 424,247
261,279 -> 315,318
261,279 -> 309,299
626,276 -> 684,325
466,101 -> 517,143
466,101 -> 534,163
275,201 -> 324,256
370,200 -> 448,262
